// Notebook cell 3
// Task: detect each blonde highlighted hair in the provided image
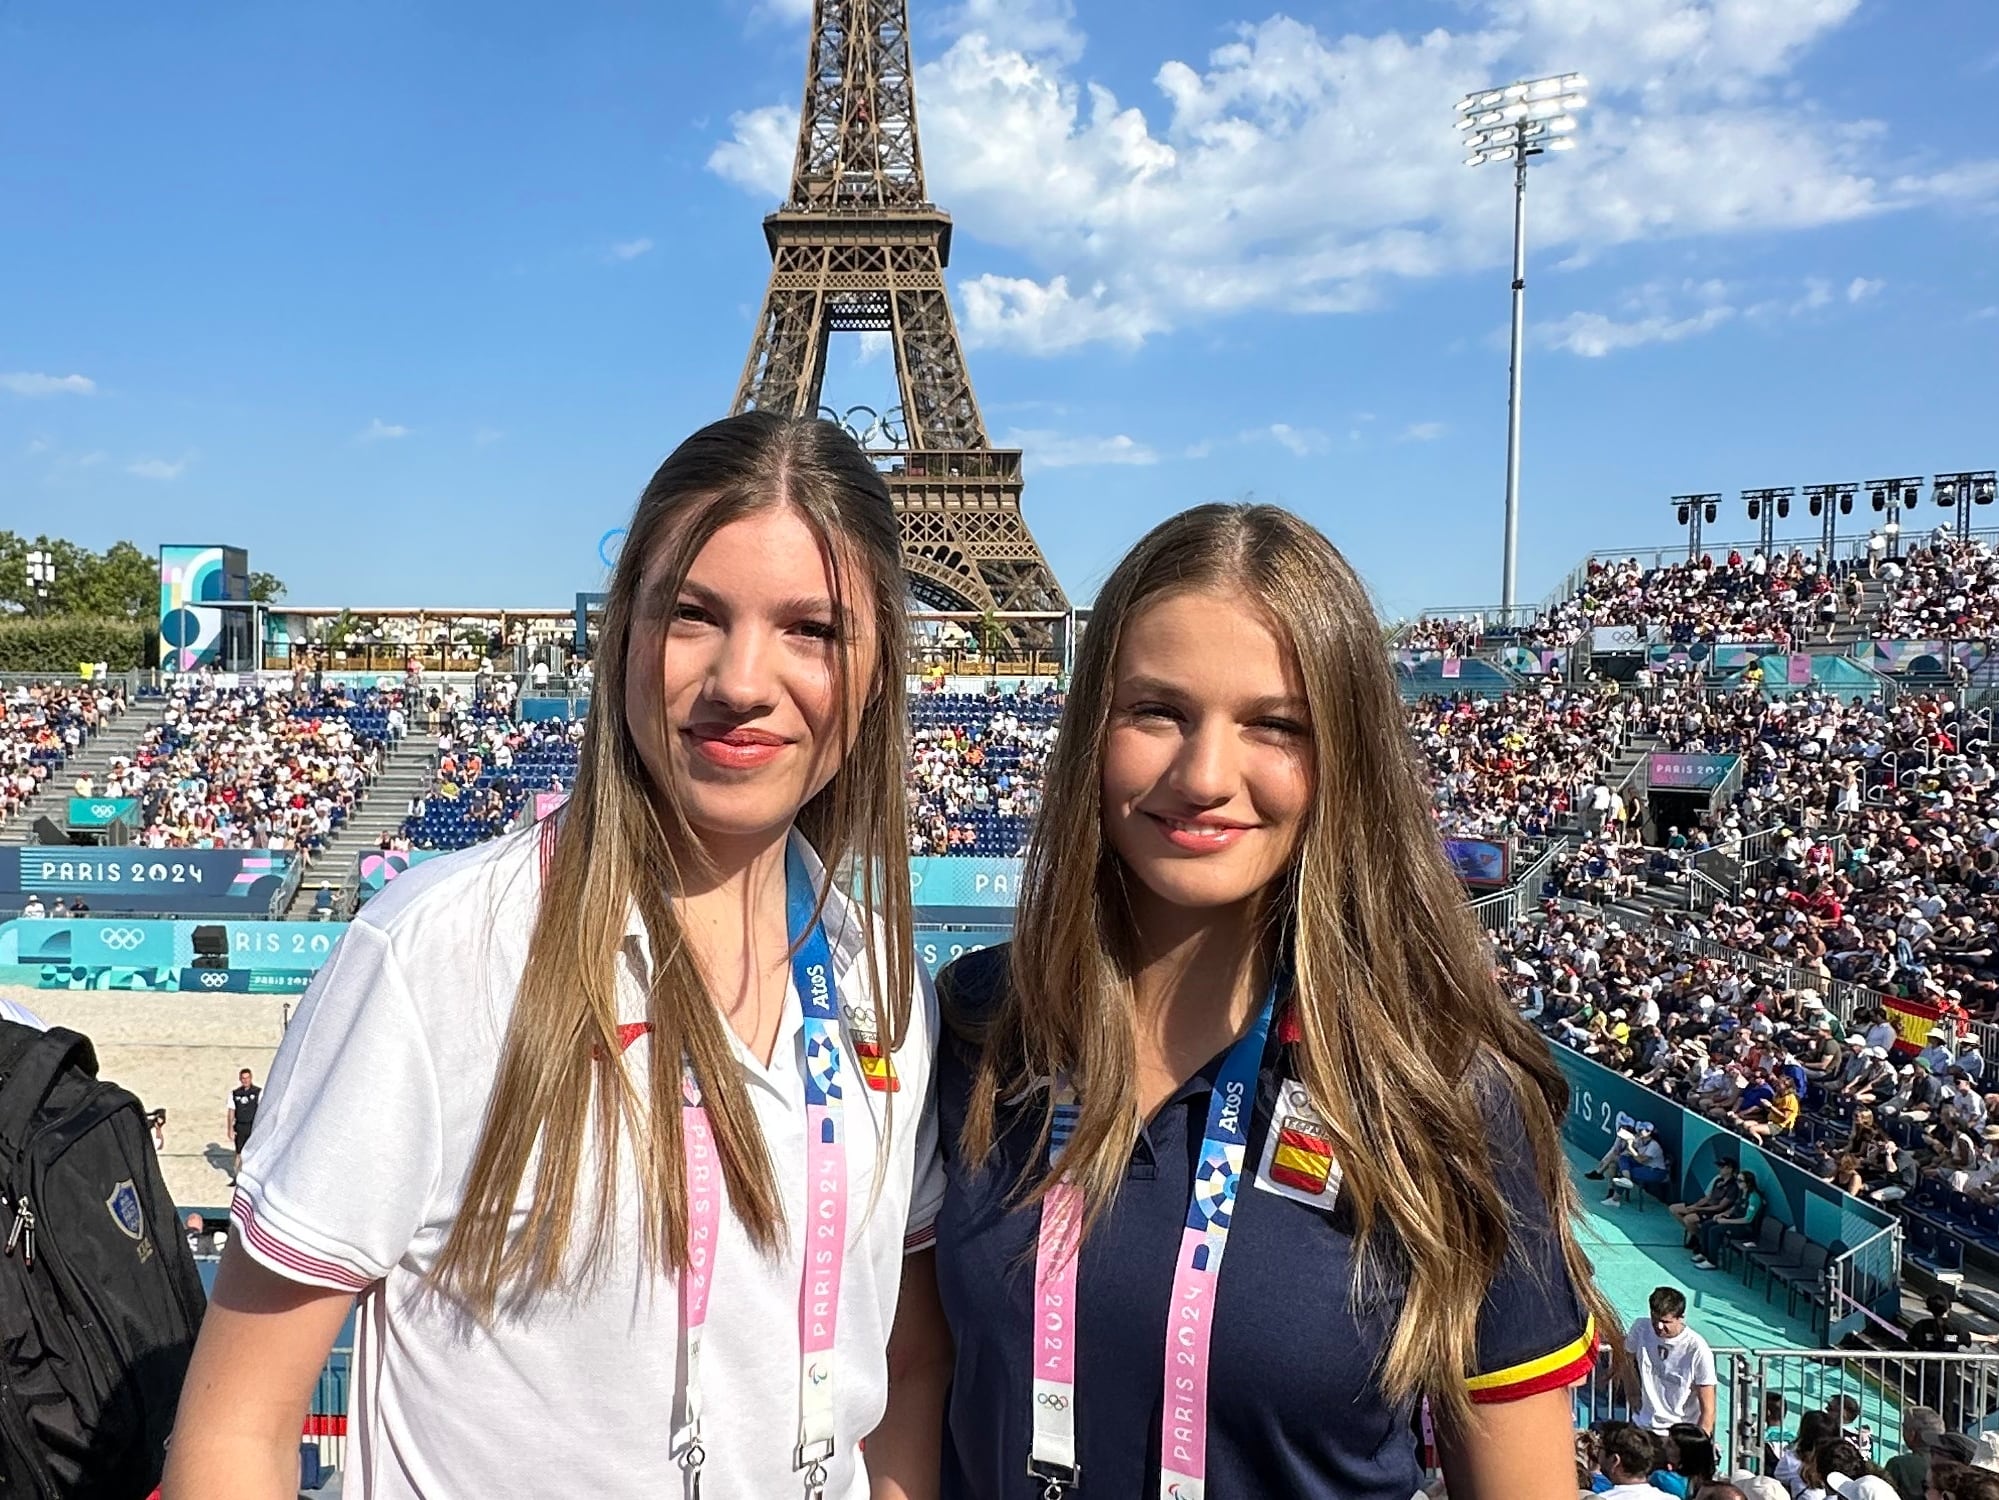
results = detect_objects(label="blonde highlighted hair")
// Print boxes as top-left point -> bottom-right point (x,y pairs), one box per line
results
434,411 -> 913,1316
956,502 -> 1614,1432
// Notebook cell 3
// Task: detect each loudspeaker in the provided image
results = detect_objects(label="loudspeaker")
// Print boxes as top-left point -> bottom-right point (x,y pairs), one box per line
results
191,925 -> 229,969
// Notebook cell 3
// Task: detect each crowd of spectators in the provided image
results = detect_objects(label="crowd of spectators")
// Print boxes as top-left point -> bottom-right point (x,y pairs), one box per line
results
1,679 -> 123,829
1537,550 -> 1858,649
1410,687 -> 1652,840
906,685 -> 1060,858
1871,534 -> 1999,641
1501,908 -> 1999,1209
1634,686 -> 1999,1022
108,683 -> 386,853
401,689 -> 583,850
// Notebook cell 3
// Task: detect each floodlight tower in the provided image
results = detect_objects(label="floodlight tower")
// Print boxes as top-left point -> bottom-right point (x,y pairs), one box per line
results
1458,71 -> 1588,615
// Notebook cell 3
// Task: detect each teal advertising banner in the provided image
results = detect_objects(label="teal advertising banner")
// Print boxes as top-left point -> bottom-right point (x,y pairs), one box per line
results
915,925 -> 1012,977
907,858 -> 1024,912
0,917 -> 348,994
1548,1044 -> 1897,1335
66,797 -> 140,829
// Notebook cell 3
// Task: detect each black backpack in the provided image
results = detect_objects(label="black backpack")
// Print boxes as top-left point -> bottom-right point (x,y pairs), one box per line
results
0,1023 -> 206,1498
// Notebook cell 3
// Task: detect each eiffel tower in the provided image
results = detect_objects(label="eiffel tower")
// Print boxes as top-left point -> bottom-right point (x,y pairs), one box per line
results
731,0 -> 1069,628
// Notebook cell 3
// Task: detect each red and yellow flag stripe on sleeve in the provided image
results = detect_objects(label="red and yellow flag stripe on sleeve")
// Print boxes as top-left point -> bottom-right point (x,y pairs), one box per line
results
1465,1317 -> 1598,1405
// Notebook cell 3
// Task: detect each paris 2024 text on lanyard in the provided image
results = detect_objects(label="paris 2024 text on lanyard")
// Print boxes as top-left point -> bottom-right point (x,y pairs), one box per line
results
1029,988 -> 1277,1500
539,820 -> 851,1500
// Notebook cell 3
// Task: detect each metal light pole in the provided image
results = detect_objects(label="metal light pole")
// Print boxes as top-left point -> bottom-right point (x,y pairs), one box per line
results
1742,488 -> 1793,559
1672,494 -> 1720,562
1459,72 -> 1588,616
1803,483 -> 1856,564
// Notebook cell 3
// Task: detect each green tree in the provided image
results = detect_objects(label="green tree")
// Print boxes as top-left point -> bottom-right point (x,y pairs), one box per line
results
249,571 -> 286,603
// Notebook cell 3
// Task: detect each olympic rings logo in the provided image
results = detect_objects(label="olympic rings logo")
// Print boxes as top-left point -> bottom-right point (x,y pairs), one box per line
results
200,972 -> 229,988
100,928 -> 146,952
598,529 -> 626,571
90,803 -> 118,819
1035,1393 -> 1071,1410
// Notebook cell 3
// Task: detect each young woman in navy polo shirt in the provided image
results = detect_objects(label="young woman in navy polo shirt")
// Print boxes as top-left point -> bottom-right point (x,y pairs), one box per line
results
934,504 -> 1617,1499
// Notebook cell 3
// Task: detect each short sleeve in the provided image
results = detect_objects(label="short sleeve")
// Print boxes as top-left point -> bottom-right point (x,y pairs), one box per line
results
233,922 -> 441,1292
1464,1081 -> 1598,1405
904,968 -> 944,1254
1689,1339 -> 1717,1388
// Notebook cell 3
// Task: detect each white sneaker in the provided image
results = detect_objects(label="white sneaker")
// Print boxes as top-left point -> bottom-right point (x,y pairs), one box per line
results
1692,1257 -> 1715,1270
1602,1194 -> 1619,1206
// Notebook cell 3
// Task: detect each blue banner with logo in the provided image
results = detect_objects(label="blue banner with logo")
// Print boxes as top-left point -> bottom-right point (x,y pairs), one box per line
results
907,857 -> 1023,914
66,797 -> 140,829
0,916 -> 347,994
0,848 -> 297,916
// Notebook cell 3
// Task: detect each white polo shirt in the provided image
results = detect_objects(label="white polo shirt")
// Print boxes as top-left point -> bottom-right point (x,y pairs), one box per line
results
235,824 -> 943,1499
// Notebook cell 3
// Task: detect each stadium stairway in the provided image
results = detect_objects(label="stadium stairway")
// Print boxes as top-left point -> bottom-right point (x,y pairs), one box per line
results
0,695 -> 171,845
281,735 -> 438,917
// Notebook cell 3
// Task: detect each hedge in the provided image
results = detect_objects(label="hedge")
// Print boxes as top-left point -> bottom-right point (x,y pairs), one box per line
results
0,618 -> 157,672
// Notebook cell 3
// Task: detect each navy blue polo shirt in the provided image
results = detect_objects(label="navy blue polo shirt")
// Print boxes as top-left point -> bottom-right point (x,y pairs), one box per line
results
934,947 -> 1595,1500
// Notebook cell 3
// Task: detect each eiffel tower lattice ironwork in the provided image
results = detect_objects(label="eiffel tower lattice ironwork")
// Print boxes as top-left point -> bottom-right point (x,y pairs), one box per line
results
731,0 -> 1068,623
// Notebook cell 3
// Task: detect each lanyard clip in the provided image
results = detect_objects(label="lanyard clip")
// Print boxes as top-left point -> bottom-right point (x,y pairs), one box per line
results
796,1437 -> 835,1499
1028,1459 -> 1079,1497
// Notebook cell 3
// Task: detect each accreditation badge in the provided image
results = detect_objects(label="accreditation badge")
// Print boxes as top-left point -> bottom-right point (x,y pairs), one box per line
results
1253,1078 -> 1342,1208
842,1003 -> 899,1092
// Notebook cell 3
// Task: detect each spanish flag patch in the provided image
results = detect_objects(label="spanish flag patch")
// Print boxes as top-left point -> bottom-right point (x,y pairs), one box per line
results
1270,1120 -> 1336,1195
854,1039 -> 900,1092
1254,1079 -> 1344,1209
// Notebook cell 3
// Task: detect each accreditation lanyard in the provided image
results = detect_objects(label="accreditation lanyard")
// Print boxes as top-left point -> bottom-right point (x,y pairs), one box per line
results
677,842 -> 848,1498
537,821 -> 848,1499
1028,991 -> 1275,1500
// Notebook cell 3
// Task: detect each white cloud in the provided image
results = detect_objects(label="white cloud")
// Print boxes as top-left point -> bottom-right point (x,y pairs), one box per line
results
1,372 -> 95,397
126,455 -> 189,481
23,437 -> 48,455
608,237 -> 654,262
958,274 -> 1162,353
1846,275 -> 1884,302
474,427 -> 504,445
1008,429 -> 1158,468
1543,278 -> 1739,355
856,331 -> 892,364
355,418 -> 411,444
1261,423 -> 1329,457
1398,420 -> 1448,442
1974,306 -> 1999,322
712,0 -> 1996,354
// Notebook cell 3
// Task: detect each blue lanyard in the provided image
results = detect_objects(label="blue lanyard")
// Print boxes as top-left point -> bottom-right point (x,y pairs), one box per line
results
785,844 -> 844,1106
1180,989 -> 1275,1244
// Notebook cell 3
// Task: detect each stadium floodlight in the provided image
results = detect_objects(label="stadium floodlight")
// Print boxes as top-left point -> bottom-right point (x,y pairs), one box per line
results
1457,71 -> 1588,615
25,549 -> 56,618
1935,470 -> 1998,538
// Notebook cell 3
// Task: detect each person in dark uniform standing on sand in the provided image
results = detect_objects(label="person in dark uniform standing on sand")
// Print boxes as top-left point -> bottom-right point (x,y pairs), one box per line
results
227,1068 -> 261,1183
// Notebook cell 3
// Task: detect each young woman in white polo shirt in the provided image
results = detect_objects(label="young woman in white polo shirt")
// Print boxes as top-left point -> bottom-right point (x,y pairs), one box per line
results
932,505 -> 1619,1499
166,412 -> 951,1500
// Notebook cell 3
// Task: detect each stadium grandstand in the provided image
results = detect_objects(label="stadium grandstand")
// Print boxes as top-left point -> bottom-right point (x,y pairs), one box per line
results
11,496 -> 1999,1491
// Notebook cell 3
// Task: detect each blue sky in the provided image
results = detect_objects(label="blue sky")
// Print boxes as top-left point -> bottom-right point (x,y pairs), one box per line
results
2,0 -> 1995,620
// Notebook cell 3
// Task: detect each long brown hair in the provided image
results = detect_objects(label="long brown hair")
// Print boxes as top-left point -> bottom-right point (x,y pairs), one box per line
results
434,412 -> 913,1316
957,502 -> 1615,1432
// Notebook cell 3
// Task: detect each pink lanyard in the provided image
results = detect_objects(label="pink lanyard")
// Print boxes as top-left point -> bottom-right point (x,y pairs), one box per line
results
538,820 -> 847,1499
1029,994 -> 1275,1500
